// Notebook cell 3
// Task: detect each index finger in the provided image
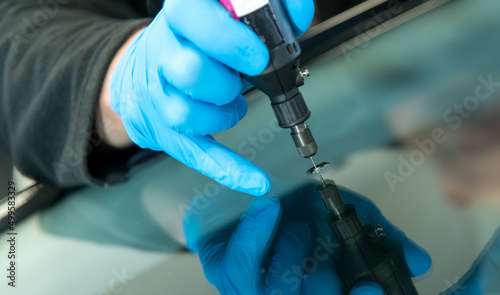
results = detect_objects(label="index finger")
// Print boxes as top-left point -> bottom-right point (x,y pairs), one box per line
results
163,0 -> 270,75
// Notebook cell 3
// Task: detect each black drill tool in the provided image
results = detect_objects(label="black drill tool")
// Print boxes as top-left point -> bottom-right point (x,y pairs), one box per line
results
222,2 -> 418,293
220,0 -> 318,159
317,180 -> 419,295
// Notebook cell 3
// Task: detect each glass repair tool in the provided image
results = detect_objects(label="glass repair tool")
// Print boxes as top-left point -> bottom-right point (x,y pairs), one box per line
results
308,163 -> 419,295
220,0 -> 319,162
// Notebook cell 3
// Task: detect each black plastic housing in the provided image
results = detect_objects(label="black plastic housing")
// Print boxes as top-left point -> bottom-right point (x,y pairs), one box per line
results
319,183 -> 419,295
239,0 -> 310,129
328,208 -> 419,295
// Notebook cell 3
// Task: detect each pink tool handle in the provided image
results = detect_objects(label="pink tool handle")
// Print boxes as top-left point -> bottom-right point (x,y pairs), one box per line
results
219,0 -> 239,20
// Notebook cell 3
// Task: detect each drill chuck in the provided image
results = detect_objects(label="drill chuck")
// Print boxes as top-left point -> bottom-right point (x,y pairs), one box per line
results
291,123 -> 318,158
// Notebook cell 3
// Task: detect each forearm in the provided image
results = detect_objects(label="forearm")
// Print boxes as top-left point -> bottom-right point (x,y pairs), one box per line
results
96,28 -> 145,149
0,1 -> 152,186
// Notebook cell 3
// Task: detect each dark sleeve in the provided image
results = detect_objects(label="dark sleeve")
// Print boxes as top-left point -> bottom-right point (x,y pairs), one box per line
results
0,0 -> 162,187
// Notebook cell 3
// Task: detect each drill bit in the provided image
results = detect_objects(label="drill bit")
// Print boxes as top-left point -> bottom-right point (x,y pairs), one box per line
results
308,158 -> 327,187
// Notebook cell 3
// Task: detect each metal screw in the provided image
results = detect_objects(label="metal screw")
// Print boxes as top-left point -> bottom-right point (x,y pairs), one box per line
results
374,225 -> 385,237
300,67 -> 310,78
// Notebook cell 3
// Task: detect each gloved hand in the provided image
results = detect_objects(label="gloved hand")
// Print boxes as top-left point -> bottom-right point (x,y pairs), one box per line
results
109,0 -> 315,196
184,184 -> 432,294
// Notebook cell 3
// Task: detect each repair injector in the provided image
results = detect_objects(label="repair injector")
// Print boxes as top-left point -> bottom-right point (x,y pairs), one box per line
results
220,0 -> 319,160
309,163 -> 419,295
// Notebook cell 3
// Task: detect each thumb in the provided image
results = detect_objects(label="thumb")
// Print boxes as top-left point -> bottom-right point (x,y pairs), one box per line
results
263,221 -> 312,295
349,281 -> 384,295
220,197 -> 282,293
157,130 -> 271,196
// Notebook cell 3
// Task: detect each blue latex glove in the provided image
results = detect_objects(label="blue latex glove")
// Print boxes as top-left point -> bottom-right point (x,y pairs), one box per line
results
109,0 -> 315,196
440,227 -> 500,295
183,185 -> 432,294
